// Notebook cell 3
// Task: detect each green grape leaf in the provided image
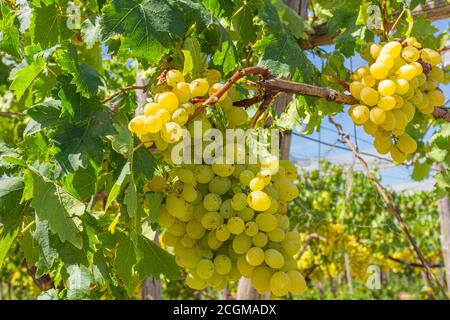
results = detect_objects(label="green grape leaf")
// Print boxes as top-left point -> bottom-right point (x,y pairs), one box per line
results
136,235 -> 181,280
9,56 -> 46,99
107,112 -> 133,157
101,0 -> 186,64
106,162 -> 131,210
34,219 -> 58,267
33,2 -> 72,47
57,45 -> 102,97
81,16 -> 101,49
18,228 -> 40,267
175,0 -> 216,32
133,147 -> 157,182
66,264 -> 92,300
231,4 -> 257,44
114,237 -> 138,296
29,168 -> 84,249
24,99 -> 62,136
124,181 -> 137,217
144,193 -> 163,222
0,3 -> 21,58
212,35 -> 237,75
0,223 -> 20,268
182,37 -> 204,78
410,14 -> 439,49
64,165 -> 98,201
411,160 -> 431,181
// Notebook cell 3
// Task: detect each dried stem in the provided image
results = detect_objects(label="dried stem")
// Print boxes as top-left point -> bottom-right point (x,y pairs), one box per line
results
0,111 -> 26,117
328,115 -> 449,300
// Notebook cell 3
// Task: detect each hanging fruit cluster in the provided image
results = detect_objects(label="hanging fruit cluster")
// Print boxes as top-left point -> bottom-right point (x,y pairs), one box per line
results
130,69 -> 306,297
349,38 -> 446,164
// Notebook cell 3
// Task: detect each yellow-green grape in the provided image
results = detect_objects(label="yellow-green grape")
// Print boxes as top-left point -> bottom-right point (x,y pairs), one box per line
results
238,207 -> 255,222
401,46 -> 420,62
397,133 -> 417,154
409,76 -> 419,89
380,111 -> 396,131
190,78 -> 210,97
171,108 -> 189,126
411,62 -> 423,76
212,162 -> 235,177
378,79 -> 396,96
209,176 -> 231,195
360,87 -> 379,106
157,92 -> 179,113
128,115 -> 147,135
227,216 -> 245,235
214,255 -> 232,275
380,41 -> 402,58
363,120 -> 378,136
252,232 -> 269,247
249,177 -> 266,191
181,102 -> 196,115
401,101 -> 416,122
393,95 -> 404,109
352,66 -> 370,81
392,127 -> 405,136
166,193 -> 186,218
195,165 -> 215,183
205,69 -> 222,85
160,231 -> 178,247
394,78 -> 410,95
232,233 -> 252,254
216,224 -> 231,241
429,67 -> 444,83
144,102 -> 160,116
201,211 -> 223,230
203,193 -> 222,211
374,136 -> 393,154
231,193 -> 248,211
145,175 -> 167,193
350,105 -> 369,125
362,75 -> 376,87
370,62 -> 389,79
157,205 -> 175,228
396,64 -> 416,80
172,82 -> 191,103
144,115 -> 162,133
196,259 -> 215,279
251,267 -> 272,294
390,146 -> 406,164
288,270 -> 307,294
237,255 -> 255,277
161,122 -> 182,143
227,108 -> 248,127
349,82 -> 364,100
410,89 -> 423,105
370,43 -> 382,59
245,221 -> 259,236
166,69 -> 185,87
246,247 -> 265,266
247,191 -> 271,212
209,83 -> 227,101
219,96 -> 234,111
370,107 -> 387,125
392,110 -> 408,129
428,89 -> 445,106
186,273 -> 207,290
186,220 -> 206,239
281,239 -> 301,255
182,184 -> 197,202
265,249 -> 285,269
417,73 -> 427,87
270,271 -> 290,297
177,168 -> 194,183
377,55 -> 395,69
239,170 -> 255,186
156,108 -> 171,124
219,199 -> 235,219
167,220 -> 186,236
377,96 -> 396,111
421,48 -> 441,66
268,228 -> 285,242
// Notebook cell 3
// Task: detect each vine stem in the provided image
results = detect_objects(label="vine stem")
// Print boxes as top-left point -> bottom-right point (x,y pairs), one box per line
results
328,115 -> 449,300
388,256 -> 445,268
0,111 -> 26,117
101,85 -> 148,104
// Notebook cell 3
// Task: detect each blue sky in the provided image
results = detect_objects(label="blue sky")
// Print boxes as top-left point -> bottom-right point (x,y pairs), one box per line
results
290,19 -> 449,191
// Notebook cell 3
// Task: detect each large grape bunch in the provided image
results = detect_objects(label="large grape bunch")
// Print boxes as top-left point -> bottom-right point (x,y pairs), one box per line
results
348,38 -> 446,164
129,68 -> 307,297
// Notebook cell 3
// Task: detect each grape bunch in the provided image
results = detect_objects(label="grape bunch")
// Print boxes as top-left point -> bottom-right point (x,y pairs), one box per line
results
349,38 -> 446,164
148,157 -> 307,297
346,236 -> 371,282
127,69 -> 230,151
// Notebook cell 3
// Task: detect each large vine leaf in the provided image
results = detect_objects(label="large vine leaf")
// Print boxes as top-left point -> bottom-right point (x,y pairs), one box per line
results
0,3 -> 21,58
9,57 -> 46,99
66,264 -> 92,299
114,237 -> 138,296
29,168 -> 85,249
57,45 -> 103,97
136,235 -> 181,280
33,2 -> 73,47
101,0 -> 187,64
